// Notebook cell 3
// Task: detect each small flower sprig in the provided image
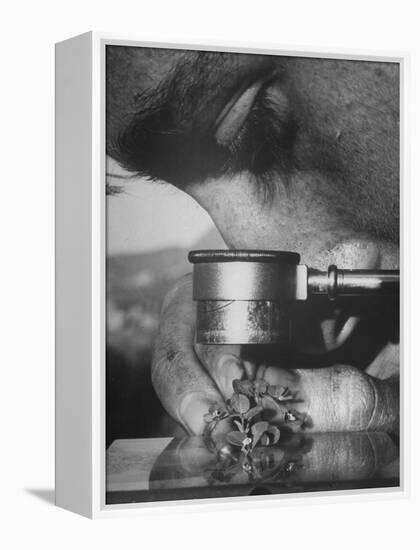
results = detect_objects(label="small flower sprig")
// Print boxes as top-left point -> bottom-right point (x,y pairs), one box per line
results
203,378 -> 306,463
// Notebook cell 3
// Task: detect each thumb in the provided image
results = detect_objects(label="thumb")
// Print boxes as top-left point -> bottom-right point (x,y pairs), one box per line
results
194,343 -> 252,400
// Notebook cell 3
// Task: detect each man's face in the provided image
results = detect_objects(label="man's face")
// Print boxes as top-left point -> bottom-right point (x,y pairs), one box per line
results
107,46 -> 399,361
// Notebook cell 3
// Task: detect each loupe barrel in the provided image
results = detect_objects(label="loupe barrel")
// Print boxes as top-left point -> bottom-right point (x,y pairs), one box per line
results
195,300 -> 291,345
189,250 -> 300,345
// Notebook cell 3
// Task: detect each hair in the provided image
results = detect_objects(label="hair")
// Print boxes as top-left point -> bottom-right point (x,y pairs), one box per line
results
109,55 -> 298,198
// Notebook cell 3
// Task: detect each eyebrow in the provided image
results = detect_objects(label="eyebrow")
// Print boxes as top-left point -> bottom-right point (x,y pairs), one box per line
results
108,52 -> 297,193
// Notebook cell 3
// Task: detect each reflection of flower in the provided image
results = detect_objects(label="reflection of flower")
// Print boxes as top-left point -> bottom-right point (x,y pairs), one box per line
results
203,439 -> 309,486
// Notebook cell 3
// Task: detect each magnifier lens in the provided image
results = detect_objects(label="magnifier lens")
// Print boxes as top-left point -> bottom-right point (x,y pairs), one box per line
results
189,250 -> 300,345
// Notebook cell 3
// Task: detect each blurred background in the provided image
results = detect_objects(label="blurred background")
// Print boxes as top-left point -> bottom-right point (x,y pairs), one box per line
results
106,157 -> 225,446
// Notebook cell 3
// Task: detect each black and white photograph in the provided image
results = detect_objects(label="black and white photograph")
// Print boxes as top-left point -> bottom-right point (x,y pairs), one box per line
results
105,45 -> 400,504
7,2 -> 420,549
6,0 -> 420,543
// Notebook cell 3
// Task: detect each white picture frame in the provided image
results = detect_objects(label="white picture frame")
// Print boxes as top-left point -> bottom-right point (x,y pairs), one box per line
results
55,32 -> 408,518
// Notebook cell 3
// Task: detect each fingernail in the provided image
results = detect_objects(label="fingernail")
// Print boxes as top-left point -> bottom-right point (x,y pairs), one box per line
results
179,392 -> 220,435
215,355 -> 244,398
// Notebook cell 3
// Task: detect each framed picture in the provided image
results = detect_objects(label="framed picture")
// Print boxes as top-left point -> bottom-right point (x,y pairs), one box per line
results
55,32 -> 405,518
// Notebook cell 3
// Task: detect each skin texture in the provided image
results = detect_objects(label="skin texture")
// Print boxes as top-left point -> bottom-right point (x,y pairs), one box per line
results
107,47 -> 400,437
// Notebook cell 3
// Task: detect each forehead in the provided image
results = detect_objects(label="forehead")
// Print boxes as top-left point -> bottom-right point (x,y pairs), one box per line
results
280,57 -> 399,142
106,46 -> 398,139
106,44 -> 398,83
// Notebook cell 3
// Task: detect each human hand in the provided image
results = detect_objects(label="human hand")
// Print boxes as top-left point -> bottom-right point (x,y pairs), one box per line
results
151,274 -> 399,436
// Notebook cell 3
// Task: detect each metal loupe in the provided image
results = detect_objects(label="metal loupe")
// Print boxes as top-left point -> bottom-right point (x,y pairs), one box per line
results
188,249 -> 399,345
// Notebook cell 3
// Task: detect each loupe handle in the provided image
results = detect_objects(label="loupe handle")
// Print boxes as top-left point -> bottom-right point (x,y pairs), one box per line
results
307,265 -> 399,300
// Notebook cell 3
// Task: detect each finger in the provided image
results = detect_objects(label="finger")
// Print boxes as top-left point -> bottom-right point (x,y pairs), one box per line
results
151,274 -> 227,435
194,343 -> 246,400
259,365 -> 398,433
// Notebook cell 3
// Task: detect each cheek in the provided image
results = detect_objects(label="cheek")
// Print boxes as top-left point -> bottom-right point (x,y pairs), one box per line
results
188,175 -> 286,248
187,171 -> 399,271
187,173 -> 348,258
